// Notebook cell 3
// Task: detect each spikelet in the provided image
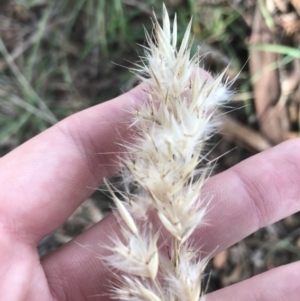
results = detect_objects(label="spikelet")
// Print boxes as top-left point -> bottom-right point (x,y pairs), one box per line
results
104,4 -> 232,300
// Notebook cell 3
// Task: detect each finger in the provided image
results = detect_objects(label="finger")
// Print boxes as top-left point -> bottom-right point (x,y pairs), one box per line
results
0,69 -> 212,245
0,84 -> 146,244
205,261 -> 300,301
42,139 -> 300,300
42,214 -> 115,301
198,138 -> 300,254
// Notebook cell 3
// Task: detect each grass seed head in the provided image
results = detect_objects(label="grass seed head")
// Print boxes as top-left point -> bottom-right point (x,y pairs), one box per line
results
104,4 -> 231,300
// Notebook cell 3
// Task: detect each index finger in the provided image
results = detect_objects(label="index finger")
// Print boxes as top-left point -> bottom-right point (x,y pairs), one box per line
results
0,84 -> 145,244
0,68 -> 215,245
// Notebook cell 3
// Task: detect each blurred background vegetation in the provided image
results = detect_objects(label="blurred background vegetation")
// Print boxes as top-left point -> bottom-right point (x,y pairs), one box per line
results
1,0 -> 300,293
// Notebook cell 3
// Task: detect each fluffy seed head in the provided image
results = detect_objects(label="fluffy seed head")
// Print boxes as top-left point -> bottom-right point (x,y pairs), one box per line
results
104,4 -> 232,301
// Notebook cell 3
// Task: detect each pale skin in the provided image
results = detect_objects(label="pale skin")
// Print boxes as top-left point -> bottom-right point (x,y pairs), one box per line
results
1,81 -> 300,301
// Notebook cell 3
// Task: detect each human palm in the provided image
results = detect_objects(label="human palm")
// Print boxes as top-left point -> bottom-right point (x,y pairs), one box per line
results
1,84 -> 300,301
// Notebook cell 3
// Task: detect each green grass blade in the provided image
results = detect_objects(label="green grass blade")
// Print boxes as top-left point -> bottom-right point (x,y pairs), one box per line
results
250,44 -> 300,59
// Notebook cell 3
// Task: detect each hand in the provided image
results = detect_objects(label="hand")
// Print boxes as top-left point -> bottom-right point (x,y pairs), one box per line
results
1,84 -> 299,301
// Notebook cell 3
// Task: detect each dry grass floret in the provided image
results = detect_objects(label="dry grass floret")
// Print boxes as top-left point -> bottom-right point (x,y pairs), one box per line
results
104,4 -> 232,300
